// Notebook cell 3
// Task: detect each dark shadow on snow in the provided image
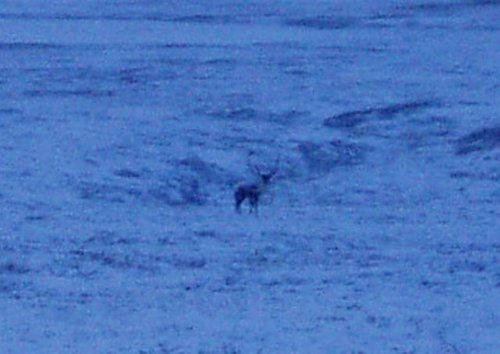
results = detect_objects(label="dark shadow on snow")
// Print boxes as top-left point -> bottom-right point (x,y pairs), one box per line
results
323,101 -> 435,129
285,15 -> 356,30
298,139 -> 368,175
455,126 -> 500,155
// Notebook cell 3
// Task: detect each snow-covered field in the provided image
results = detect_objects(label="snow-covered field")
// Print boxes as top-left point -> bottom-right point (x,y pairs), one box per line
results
0,0 -> 499,352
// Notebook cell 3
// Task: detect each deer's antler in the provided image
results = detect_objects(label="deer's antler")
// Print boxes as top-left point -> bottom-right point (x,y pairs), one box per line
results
247,154 -> 280,178
247,155 -> 262,177
268,155 -> 280,178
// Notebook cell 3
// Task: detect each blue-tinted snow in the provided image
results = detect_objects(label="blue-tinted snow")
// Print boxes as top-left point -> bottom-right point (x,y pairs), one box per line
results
0,0 -> 498,353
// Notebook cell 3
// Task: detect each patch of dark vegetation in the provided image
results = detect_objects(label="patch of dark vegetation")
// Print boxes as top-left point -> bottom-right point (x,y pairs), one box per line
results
224,275 -> 240,287
172,14 -> 241,24
470,0 -> 500,5
366,315 -> 392,329
408,115 -> 453,136
0,279 -> 26,299
209,106 -> 308,125
450,171 -> 473,179
368,13 -> 411,21
401,115 -> 454,150
118,68 -> 149,85
261,109 -> 310,124
323,101 -> 434,129
472,0 -> 500,4
203,58 -> 237,66
260,276 -> 306,288
79,182 -> 142,203
157,237 -> 176,246
317,315 -> 347,322
211,107 -> 259,120
0,13 -> 196,23
462,0 -> 500,7
242,245 -> 288,270
448,260 -> 487,273
178,156 -> 227,184
0,42 -> 64,50
329,140 -> 368,164
139,343 -> 185,354
0,13 -> 77,20
114,168 -> 142,179
170,256 -> 206,270
455,126 -> 500,155
421,279 -> 446,289
66,291 -> 93,305
397,0 -> 499,15
212,274 -> 247,293
146,43 -> 197,50
150,155 -> 233,206
0,108 -> 22,115
85,230 -> 138,246
0,262 -> 30,275
194,230 -> 217,238
283,67 -> 311,77
285,15 -> 356,30
0,280 -> 12,294
70,249 -> 157,272
25,214 -> 46,222
435,242 -> 496,255
24,89 -> 115,98
298,139 -> 368,174
149,174 -> 207,206
82,156 -> 226,206
183,281 -> 203,292
402,2 -> 463,13
198,343 -> 242,354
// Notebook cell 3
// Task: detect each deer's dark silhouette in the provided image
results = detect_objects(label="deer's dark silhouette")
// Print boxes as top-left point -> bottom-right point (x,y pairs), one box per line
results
234,158 -> 279,215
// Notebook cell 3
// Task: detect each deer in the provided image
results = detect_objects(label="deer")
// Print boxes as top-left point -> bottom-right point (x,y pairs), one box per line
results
234,157 -> 279,215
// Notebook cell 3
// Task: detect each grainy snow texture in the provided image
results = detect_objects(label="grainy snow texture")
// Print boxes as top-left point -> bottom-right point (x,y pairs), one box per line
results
0,0 -> 499,353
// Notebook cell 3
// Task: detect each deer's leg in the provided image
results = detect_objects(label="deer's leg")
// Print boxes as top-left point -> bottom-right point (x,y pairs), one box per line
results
248,195 -> 254,214
234,187 -> 245,214
249,194 -> 259,215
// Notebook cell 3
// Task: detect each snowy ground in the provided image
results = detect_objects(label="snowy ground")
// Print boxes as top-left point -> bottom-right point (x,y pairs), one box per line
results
0,0 -> 499,353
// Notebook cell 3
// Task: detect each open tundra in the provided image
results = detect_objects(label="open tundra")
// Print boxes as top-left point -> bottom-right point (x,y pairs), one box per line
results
0,0 -> 498,353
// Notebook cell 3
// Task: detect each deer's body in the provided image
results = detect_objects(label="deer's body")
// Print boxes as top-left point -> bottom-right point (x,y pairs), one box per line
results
234,181 -> 267,214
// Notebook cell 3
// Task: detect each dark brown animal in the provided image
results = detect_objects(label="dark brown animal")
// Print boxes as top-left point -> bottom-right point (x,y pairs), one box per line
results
234,158 -> 279,215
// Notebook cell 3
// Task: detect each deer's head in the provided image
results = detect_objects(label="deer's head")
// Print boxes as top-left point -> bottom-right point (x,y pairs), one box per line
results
249,156 -> 280,185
